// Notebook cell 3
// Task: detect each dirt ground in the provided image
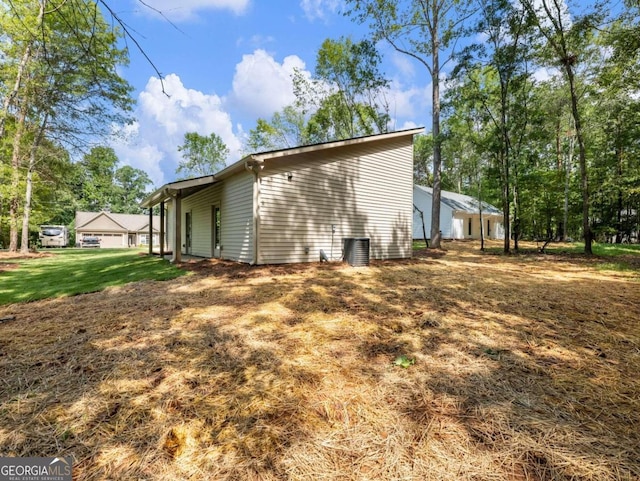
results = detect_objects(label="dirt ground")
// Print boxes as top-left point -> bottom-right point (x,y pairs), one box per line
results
1,241 -> 639,480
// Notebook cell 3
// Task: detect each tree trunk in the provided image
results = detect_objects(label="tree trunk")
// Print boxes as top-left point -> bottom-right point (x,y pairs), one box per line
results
20,158 -> 35,254
499,72 -> 511,253
0,1 -> 45,140
513,177 -> 520,251
430,14 -> 442,249
565,65 -> 592,254
478,177 -> 485,252
555,114 -> 565,240
501,151 -> 510,254
0,45 -> 32,141
615,127 -> 623,244
9,107 -> 27,252
563,135 -> 573,242
20,114 -> 48,254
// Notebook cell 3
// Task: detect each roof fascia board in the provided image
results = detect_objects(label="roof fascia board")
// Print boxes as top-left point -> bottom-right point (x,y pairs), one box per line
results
253,128 -> 424,162
141,175 -> 216,208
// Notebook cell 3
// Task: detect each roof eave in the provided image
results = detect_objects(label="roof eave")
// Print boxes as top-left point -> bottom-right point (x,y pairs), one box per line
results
141,175 -> 217,208
253,127 -> 424,162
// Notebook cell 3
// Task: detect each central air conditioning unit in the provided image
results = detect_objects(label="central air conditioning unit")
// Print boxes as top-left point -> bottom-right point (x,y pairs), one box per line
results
342,237 -> 370,266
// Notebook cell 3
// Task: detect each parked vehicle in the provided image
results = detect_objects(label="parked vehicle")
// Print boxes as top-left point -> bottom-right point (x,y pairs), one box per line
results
39,225 -> 69,248
80,236 -> 101,248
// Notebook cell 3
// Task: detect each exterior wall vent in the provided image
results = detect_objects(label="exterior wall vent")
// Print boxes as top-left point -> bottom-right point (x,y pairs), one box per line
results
342,237 -> 370,266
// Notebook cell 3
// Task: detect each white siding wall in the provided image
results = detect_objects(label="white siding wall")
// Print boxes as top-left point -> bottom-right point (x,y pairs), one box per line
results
454,213 -> 505,240
182,185 -> 219,257
220,172 -> 254,263
257,137 -> 414,264
412,186 -> 454,239
179,172 -> 254,262
451,218 -> 464,239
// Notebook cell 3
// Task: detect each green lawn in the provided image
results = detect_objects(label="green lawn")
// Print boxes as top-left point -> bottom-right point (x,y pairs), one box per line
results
0,248 -> 186,305
414,238 -> 639,272
545,241 -> 640,256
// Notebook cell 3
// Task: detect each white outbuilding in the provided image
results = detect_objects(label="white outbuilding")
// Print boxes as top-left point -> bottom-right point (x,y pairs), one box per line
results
413,185 -> 504,241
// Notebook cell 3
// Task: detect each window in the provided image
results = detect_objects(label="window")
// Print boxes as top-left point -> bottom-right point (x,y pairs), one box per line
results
468,218 -> 472,236
140,234 -> 149,245
487,219 -> 491,237
213,206 -> 221,251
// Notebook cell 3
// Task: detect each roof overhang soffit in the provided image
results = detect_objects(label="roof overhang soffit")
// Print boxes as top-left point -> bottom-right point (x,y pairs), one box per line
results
141,176 -> 217,208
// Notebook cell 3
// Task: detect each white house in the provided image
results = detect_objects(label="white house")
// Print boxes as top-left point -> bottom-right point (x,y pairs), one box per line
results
413,185 -> 504,241
141,128 -> 423,264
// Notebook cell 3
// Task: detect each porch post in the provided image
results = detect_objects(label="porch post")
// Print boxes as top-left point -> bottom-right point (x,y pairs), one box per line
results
148,208 -> 153,255
160,201 -> 165,258
172,192 -> 182,263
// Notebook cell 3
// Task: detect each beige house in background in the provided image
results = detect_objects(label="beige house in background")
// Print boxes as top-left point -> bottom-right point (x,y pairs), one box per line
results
141,128 -> 423,264
75,211 -> 161,248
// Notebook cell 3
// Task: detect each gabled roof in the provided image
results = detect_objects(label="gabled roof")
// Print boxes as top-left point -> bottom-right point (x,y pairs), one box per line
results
415,185 -> 503,216
76,211 -> 161,232
141,128 -> 425,208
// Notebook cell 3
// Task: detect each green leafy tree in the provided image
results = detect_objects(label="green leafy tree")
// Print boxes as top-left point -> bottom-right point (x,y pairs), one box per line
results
246,37 -> 390,153
0,0 -> 133,252
519,0 -> 607,254
451,0 -> 536,251
346,0 -> 474,248
309,37 -> 390,139
176,132 -> 229,179
414,134 -> 434,186
113,165 -> 153,214
590,9 -> 640,243
77,146 -> 119,211
245,106 -> 309,152
74,146 -> 150,214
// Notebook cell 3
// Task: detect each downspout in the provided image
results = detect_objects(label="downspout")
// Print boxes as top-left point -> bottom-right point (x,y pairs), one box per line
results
245,157 -> 263,265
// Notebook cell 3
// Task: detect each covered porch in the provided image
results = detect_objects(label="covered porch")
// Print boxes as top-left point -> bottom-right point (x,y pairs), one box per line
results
141,175 -> 217,263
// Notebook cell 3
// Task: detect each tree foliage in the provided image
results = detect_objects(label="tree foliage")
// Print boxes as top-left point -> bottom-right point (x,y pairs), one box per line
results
176,132 -> 229,179
434,0 -> 640,249
346,0 -> 475,248
0,0 -> 134,251
246,36 -> 390,152
75,146 -> 152,214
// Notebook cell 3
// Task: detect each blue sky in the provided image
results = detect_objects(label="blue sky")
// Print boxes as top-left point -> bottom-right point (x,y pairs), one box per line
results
105,0 -> 430,187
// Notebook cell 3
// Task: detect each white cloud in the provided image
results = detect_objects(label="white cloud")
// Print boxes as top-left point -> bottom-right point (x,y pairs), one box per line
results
134,0 -> 250,21
113,74 -> 242,187
391,52 -> 416,80
530,0 -> 572,30
398,120 -> 420,131
300,0 -> 341,21
236,34 -> 276,49
229,49 -> 309,119
386,80 -> 431,122
532,66 -> 562,83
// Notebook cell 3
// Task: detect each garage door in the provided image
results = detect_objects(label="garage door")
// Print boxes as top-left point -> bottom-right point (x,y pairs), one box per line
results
99,233 -> 123,248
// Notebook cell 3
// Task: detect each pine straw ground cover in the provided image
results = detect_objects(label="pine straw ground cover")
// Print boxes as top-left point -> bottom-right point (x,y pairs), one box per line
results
0,241 -> 639,480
